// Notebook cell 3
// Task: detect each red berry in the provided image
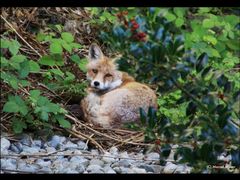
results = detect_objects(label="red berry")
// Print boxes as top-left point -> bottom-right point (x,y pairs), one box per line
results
155,139 -> 161,145
132,23 -> 139,29
130,19 -> 136,24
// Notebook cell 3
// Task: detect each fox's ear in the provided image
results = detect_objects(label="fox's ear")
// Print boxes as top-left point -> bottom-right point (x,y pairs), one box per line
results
88,44 -> 104,61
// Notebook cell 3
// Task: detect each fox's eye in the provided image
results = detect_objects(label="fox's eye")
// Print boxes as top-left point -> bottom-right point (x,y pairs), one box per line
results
92,69 -> 98,74
105,73 -> 112,78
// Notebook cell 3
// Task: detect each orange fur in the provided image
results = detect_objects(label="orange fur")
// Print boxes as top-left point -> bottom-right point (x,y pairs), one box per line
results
81,44 -> 157,128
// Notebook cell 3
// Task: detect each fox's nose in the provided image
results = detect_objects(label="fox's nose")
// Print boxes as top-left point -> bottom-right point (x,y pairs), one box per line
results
94,81 -> 100,86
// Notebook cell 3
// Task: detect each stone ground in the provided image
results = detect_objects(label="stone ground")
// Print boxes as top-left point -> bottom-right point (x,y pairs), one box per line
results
0,135 -> 194,174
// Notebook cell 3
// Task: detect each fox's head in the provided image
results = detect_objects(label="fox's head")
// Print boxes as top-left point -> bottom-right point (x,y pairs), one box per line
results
86,44 -> 122,91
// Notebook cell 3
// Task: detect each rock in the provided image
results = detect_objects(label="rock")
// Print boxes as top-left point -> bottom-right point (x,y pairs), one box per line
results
63,141 -> 78,150
68,161 -> 85,173
90,149 -> 99,156
163,162 -> 177,174
18,163 -> 40,173
73,150 -> 83,155
109,147 -> 118,155
132,167 -> 147,173
38,166 -> 52,173
89,169 -> 104,174
105,168 -> 116,174
48,135 -> 66,148
1,138 -> 10,152
19,134 -> 32,146
119,151 -> 129,159
134,153 -> 144,160
102,152 -> 116,163
113,167 -> 123,173
46,147 -> 56,153
89,159 -> 104,166
86,164 -> 103,173
113,166 -> 134,174
145,152 -> 160,162
35,159 -> 51,167
61,168 -> 79,174
33,140 -> 43,148
112,159 -> 131,167
139,164 -> 162,173
174,165 -> 191,174
1,158 -> 17,170
103,164 -> 116,173
70,156 -> 89,167
21,146 -> 40,154
10,143 -> 23,153
77,141 -> 87,150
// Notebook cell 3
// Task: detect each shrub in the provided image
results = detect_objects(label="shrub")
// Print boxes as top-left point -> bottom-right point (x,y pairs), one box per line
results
1,24 -> 87,134
91,7 -> 240,172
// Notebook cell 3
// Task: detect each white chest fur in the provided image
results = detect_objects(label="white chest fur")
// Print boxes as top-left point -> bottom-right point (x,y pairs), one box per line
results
85,92 -> 101,117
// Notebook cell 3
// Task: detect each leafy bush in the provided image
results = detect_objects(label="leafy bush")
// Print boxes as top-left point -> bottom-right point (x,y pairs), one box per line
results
90,7 -> 240,172
1,24 -> 87,134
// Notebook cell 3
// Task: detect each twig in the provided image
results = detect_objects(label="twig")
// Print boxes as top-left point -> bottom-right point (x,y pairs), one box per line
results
37,83 -> 64,101
0,15 -> 42,58
65,128 -> 105,152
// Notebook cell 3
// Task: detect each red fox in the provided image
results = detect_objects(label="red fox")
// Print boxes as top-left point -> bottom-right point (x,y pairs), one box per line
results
81,44 -> 157,128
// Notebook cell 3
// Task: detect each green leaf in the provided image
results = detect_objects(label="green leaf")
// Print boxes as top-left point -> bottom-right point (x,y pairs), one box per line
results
78,58 -> 88,72
9,40 -> 21,55
161,144 -> 172,158
40,111 -> 49,121
196,53 -> 208,73
14,96 -> 28,115
50,42 -> 63,54
50,69 -> 64,77
0,57 -> 9,67
39,55 -> 56,66
12,118 -> 27,134
58,118 -> 71,128
186,101 -> 197,117
3,101 -> 19,113
210,48 -> 221,58
231,149 -> 240,167
203,35 -> 217,45
19,80 -> 30,87
29,90 -> 41,102
165,12 -> 176,22
70,54 -> 81,64
37,96 -> 49,106
65,71 -> 75,82
46,103 -> 60,113
1,39 -> 10,48
18,61 -> 30,78
175,18 -> 184,27
173,8 -> 185,17
9,78 -> 19,89
55,24 -> 63,32
139,108 -> 147,125
10,55 -> 26,63
202,19 -> 214,28
217,74 -> 228,87
61,32 -> 74,43
70,43 -> 82,49
198,8 -> 211,14
36,33 -> 46,42
62,41 -> 72,53
29,60 -> 40,73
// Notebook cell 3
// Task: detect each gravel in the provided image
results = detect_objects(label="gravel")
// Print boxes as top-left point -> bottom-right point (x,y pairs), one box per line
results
1,135 -> 193,174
